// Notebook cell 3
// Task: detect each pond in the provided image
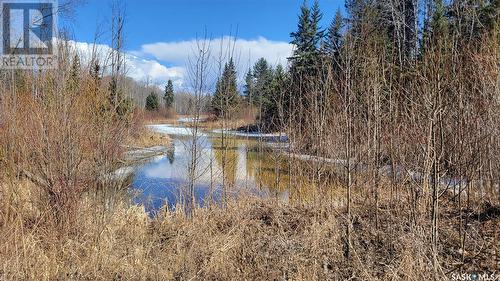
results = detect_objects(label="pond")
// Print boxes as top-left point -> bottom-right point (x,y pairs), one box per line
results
131,124 -> 293,213
131,124 -> 482,213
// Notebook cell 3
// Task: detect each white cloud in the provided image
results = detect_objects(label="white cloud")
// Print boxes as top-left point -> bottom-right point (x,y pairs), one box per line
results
125,57 -> 185,89
139,36 -> 293,75
69,40 -> 186,89
68,36 -> 293,90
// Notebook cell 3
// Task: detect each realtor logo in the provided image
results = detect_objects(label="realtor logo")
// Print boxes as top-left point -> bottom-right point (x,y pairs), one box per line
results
0,0 -> 57,69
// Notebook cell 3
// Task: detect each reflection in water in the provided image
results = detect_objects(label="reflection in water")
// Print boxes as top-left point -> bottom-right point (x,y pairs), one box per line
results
166,145 -> 175,164
212,137 -> 239,190
132,125 -> 343,213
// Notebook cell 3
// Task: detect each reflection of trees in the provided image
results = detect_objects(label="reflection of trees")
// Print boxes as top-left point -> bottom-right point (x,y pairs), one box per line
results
209,138 -> 343,205
167,144 -> 175,164
212,138 -> 239,189
285,162 -> 344,204
245,146 -> 341,204
245,145 -> 289,192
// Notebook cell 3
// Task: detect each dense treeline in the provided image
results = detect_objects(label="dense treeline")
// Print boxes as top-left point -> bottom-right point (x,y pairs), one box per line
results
209,0 -> 499,274
212,0 -> 499,198
283,0 -> 499,190
279,0 -> 499,272
209,0 -> 500,208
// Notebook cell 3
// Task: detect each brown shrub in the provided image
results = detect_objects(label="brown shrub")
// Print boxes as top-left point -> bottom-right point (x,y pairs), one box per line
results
1,190 -> 496,280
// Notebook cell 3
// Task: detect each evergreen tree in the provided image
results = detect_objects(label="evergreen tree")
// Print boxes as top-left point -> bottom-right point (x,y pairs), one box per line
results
422,0 -> 450,50
243,69 -> 254,104
403,0 -> 418,59
310,0 -> 324,48
262,64 -> 287,129
164,80 -> 175,108
448,0 -> 498,46
324,9 -> 344,63
290,1 -> 318,72
90,61 -> 101,85
289,0 -> 324,73
116,97 -> 134,121
146,92 -> 160,111
430,0 -> 449,41
345,0 -> 366,35
374,0 -> 418,62
289,0 -> 326,73
479,0 -> 500,33
70,54 -> 80,81
212,59 -> 240,117
253,58 -> 272,107
288,1 -> 326,128
290,2 -> 312,54
100,67 -> 135,121
108,77 -> 119,107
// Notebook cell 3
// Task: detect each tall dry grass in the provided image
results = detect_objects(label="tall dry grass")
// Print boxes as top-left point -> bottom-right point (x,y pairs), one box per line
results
0,177 -> 497,280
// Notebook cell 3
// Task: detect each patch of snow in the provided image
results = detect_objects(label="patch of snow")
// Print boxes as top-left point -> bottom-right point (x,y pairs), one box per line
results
211,129 -> 289,142
106,166 -> 135,181
125,146 -> 170,161
147,124 -> 207,137
178,117 -> 207,123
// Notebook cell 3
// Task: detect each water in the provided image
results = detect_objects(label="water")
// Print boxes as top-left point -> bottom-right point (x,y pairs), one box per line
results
131,124 -> 290,213
132,124 -> 485,213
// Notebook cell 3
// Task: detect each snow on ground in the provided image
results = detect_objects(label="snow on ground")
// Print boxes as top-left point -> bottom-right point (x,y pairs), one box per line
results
177,117 -> 208,123
147,124 -> 207,137
105,166 -> 135,182
287,153 -> 467,190
125,146 -> 170,161
211,129 -> 289,142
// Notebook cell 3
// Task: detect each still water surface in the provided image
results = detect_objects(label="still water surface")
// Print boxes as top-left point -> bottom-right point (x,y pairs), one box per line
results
131,124 -> 292,212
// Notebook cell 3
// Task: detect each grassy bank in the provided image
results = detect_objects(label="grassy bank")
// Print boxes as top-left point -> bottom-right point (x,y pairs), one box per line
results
126,127 -> 172,148
0,179 -> 497,280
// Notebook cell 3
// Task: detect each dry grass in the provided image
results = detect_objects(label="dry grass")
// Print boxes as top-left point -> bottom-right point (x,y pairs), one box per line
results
136,110 -> 256,131
126,127 -> 171,148
196,116 -> 256,131
139,109 -> 178,125
0,179 -> 497,280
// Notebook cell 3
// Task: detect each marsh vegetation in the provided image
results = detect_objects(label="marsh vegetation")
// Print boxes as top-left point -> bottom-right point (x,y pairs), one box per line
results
0,0 -> 498,280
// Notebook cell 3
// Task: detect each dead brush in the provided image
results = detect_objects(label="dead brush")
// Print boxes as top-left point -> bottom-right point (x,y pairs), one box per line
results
0,184 -> 498,280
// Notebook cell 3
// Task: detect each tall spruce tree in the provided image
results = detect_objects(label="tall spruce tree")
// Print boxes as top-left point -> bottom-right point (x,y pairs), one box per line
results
345,0 -> 366,35
375,0 -> 418,62
243,69 -> 254,104
212,58 -> 240,117
290,1 -> 316,72
253,58 -> 272,107
324,9 -> 344,63
403,0 -> 418,59
431,0 -> 449,40
310,0 -> 324,48
108,76 -> 134,120
164,80 -> 175,109
422,0 -> 450,50
288,0 -> 326,128
289,0 -> 325,73
262,64 -> 287,129
479,0 -> 499,32
290,0 -> 324,73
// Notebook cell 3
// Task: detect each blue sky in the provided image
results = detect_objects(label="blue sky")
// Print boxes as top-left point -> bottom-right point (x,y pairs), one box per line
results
63,0 -> 344,89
